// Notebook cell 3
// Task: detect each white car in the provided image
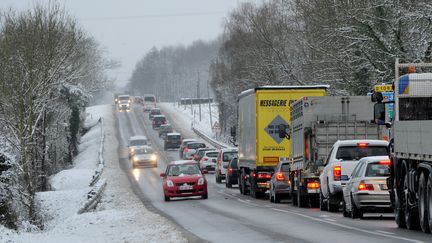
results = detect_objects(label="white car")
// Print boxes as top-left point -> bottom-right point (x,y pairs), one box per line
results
319,140 -> 389,212
342,156 -> 391,218
215,148 -> 238,183
131,146 -> 158,168
199,150 -> 219,172
182,142 -> 207,160
128,135 -> 149,158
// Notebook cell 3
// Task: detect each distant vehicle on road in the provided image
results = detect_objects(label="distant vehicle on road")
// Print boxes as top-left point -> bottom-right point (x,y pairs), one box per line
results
164,133 -> 182,150
148,108 -> 161,119
269,160 -> 291,203
134,96 -> 144,105
128,135 -> 149,158
199,150 -> 218,172
143,94 -> 157,111
342,156 -> 391,218
319,140 -> 389,212
117,94 -> 131,111
193,148 -> 215,162
179,139 -> 197,158
225,157 -> 239,188
131,146 -> 158,168
152,115 -> 167,129
160,160 -> 208,201
158,124 -> 173,138
215,148 -> 238,184
182,142 -> 206,160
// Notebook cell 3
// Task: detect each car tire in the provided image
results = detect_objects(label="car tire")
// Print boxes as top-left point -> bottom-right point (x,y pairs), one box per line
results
202,193 -> 208,199
342,200 -> 350,217
351,195 -> 363,219
216,174 -> 221,184
418,172 -> 430,233
270,189 -> 274,203
327,184 -> 339,212
226,179 -> 232,188
320,189 -> 327,211
164,195 -> 170,201
274,192 -> 281,203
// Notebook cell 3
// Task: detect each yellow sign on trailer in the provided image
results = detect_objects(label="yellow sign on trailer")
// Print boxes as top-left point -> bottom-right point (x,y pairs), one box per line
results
254,87 -> 327,168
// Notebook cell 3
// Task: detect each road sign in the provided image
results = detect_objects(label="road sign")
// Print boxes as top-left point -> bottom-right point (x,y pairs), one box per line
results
374,84 -> 393,92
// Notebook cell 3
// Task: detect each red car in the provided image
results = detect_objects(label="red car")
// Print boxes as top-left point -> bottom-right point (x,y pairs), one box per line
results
160,160 -> 208,201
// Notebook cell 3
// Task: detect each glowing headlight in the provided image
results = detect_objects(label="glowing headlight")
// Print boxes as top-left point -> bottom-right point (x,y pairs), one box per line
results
128,100 -> 131,103
197,177 -> 205,185
133,156 -> 139,162
150,154 -> 157,161
167,180 -> 174,187
130,148 -> 135,152
126,103 -> 130,107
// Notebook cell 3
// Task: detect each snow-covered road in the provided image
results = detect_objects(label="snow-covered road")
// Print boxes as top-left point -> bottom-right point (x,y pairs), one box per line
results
115,104 -> 431,243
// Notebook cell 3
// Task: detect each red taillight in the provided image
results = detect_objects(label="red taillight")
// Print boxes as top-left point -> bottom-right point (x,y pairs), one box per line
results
203,157 -> 208,161
185,148 -> 189,153
379,160 -> 391,165
307,181 -> 320,189
276,172 -> 285,181
358,182 -> 374,191
333,166 -> 341,181
257,172 -> 272,179
357,142 -> 369,147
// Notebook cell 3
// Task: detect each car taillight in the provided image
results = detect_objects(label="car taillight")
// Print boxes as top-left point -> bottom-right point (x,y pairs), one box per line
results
358,182 -> 374,191
185,148 -> 189,153
257,172 -> 272,179
203,158 -> 208,161
379,160 -> 391,165
357,142 -> 369,147
307,181 -> 320,189
276,172 -> 285,181
228,168 -> 233,174
333,166 -> 341,181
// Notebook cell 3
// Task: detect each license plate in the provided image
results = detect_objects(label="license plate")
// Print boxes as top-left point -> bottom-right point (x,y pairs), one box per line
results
380,184 -> 388,190
179,185 -> 193,190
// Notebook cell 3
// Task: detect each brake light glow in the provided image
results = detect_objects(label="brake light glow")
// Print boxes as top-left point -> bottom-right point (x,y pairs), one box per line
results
203,158 -> 208,161
357,143 -> 369,147
276,172 -> 285,181
333,166 -> 341,181
257,172 -> 272,179
379,160 -> 391,165
185,148 -> 189,153
307,182 -> 320,189
358,182 -> 374,191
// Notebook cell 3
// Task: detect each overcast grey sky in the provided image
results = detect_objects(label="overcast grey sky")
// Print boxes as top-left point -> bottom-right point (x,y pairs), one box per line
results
0,0 -> 259,87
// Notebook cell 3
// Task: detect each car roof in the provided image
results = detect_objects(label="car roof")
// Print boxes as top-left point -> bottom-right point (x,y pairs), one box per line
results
187,142 -> 206,145
197,148 -> 214,151
169,160 -> 197,165
167,132 -> 181,136
118,95 -> 130,98
153,115 -> 166,118
220,147 -> 238,152
358,156 -> 390,163
129,135 -> 147,140
150,107 -> 160,110
182,139 -> 197,142
160,124 -> 171,127
333,140 -> 389,147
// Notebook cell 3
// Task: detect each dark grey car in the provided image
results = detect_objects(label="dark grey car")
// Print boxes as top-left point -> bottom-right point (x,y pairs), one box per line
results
269,161 -> 291,203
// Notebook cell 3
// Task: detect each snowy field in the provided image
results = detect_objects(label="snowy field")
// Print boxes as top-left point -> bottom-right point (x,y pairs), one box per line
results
0,105 -> 185,243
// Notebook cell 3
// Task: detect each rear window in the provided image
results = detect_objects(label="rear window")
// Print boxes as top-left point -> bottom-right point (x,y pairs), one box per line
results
168,135 -> 181,140
336,146 -> 388,161
154,116 -> 166,121
280,163 -> 290,172
130,139 -> 147,146
223,151 -> 237,162
230,158 -> 238,168
118,96 -> 129,101
188,143 -> 206,149
150,110 -> 161,114
365,163 -> 390,177
206,152 -> 218,158
145,96 -> 155,102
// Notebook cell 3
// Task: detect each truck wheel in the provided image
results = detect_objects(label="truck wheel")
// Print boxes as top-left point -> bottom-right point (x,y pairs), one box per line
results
297,189 -> 308,208
427,172 -> 432,232
394,176 -> 406,228
320,190 -> 327,211
216,174 -> 221,184
404,172 -> 420,230
418,172 -> 430,233
292,192 -> 298,206
310,195 -> 320,208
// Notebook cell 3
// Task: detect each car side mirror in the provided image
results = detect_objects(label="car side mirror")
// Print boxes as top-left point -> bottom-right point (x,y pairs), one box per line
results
202,170 -> 208,174
160,172 -> 166,177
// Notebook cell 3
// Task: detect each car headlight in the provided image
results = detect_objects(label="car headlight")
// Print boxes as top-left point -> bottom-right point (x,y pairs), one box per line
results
167,180 -> 174,187
133,156 -> 139,162
197,177 -> 205,185
151,154 -> 157,161
130,148 -> 135,152
126,103 -> 130,107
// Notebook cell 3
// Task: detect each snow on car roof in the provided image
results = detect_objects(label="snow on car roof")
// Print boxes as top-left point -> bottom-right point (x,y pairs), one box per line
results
153,115 -> 165,118
129,135 -> 148,140
182,138 -> 197,142
167,132 -> 181,136
334,140 -> 389,146
170,160 -> 197,165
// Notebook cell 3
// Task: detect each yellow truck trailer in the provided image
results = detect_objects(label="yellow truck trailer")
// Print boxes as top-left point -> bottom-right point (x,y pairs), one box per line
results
237,86 -> 328,198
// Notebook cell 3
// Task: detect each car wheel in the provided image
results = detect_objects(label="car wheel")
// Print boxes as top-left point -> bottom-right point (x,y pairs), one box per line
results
202,193 -> 208,199
239,177 -> 244,194
274,192 -> 281,203
327,184 -> 339,212
164,195 -> 170,201
342,200 -> 350,217
351,195 -> 363,219
269,189 -> 274,203
320,187 -> 327,211
226,178 -> 232,188
418,172 -> 430,233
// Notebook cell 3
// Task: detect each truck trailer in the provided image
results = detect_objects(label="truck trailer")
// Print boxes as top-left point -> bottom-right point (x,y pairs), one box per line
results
372,59 -> 432,233
236,86 -> 328,198
291,96 -> 383,208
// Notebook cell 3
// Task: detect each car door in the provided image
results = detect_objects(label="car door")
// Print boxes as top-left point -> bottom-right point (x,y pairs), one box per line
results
345,162 -> 362,209
320,147 -> 334,197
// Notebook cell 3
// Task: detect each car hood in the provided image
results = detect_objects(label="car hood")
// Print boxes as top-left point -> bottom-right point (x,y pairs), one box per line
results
167,174 -> 203,183
134,154 -> 153,160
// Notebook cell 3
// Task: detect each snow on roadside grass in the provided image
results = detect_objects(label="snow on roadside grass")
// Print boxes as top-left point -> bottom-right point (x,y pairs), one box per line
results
0,104 -> 186,243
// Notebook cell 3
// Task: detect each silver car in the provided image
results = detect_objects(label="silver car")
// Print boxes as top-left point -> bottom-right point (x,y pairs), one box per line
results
269,161 -> 291,203
131,146 -> 158,168
342,156 -> 391,218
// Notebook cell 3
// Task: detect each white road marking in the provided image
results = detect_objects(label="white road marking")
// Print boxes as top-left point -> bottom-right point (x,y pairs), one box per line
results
324,218 -> 337,222
375,230 -> 395,235
272,208 -> 423,243
319,215 -> 329,218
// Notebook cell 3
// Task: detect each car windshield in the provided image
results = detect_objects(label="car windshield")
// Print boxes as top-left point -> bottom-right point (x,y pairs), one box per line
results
168,135 -> 181,140
135,147 -> 154,154
130,139 -> 147,146
154,116 -> 166,121
145,96 -> 155,102
151,110 -> 161,114
365,163 -> 390,177
161,125 -> 172,131
223,151 -> 237,162
118,96 -> 129,101
206,152 -> 218,158
167,164 -> 201,176
335,146 -> 388,161
188,143 -> 206,149
281,163 -> 290,172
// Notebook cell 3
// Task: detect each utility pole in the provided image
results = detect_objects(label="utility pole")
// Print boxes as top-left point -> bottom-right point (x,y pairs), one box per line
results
207,78 -> 213,130
197,70 -> 202,122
